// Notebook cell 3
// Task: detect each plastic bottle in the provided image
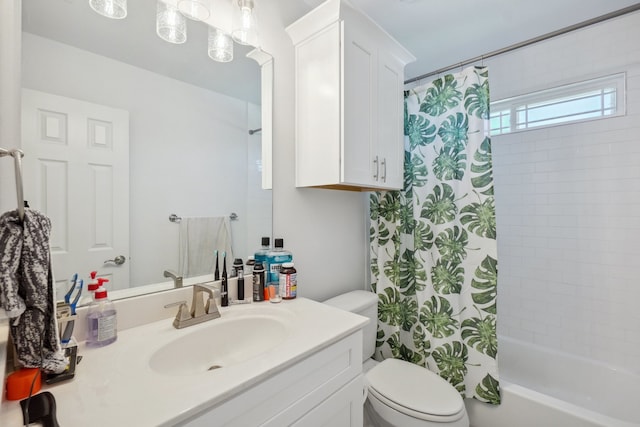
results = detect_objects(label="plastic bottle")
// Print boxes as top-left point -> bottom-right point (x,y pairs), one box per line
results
80,271 -> 99,306
233,258 -> 244,301
86,286 -> 117,347
246,256 -> 255,269
279,262 -> 297,300
85,277 -> 109,305
252,262 -> 265,302
254,237 -> 271,270
266,238 -> 293,284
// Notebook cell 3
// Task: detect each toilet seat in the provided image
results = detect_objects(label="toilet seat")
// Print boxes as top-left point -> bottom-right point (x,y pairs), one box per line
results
366,358 -> 466,422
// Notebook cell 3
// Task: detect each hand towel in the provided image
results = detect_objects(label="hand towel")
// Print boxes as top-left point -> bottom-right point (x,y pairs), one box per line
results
179,216 -> 233,278
0,209 -> 66,373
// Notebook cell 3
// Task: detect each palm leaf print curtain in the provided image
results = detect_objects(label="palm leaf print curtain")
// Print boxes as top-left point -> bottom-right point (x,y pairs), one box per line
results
370,66 -> 500,404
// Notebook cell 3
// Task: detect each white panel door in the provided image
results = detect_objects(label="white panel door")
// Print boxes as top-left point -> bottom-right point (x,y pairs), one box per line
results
21,89 -> 129,295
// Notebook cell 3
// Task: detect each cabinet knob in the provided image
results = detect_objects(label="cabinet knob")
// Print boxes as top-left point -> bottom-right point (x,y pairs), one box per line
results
373,156 -> 379,180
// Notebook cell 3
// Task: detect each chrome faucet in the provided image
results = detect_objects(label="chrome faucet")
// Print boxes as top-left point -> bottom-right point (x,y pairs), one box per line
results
164,284 -> 224,329
163,269 -> 183,288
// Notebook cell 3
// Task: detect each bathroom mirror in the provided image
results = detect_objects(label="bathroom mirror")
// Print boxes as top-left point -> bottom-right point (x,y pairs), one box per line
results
20,0 -> 272,299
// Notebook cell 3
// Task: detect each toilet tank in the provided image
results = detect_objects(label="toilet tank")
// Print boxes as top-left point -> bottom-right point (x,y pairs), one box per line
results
324,290 -> 378,363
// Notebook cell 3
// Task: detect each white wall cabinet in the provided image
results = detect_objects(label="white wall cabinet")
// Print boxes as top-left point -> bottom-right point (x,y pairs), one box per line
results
287,0 -> 414,191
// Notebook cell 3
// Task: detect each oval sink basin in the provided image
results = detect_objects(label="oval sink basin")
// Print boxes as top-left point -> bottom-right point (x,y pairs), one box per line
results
149,315 -> 289,375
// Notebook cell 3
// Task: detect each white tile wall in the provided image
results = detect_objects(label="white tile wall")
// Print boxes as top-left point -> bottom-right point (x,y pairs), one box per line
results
487,11 -> 640,373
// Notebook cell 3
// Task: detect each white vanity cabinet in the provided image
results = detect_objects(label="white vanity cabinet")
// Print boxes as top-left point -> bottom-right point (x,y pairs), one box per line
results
286,0 -> 415,191
181,331 -> 363,427
0,298 -> 367,427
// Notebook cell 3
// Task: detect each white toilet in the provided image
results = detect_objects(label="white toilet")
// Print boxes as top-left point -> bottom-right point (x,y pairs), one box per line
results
324,290 -> 469,427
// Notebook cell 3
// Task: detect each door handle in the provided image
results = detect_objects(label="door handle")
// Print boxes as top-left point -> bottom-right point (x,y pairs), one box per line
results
104,255 -> 126,266
381,158 -> 386,183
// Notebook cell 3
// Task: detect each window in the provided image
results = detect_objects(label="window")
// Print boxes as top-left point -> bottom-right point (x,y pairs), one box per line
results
490,73 -> 625,135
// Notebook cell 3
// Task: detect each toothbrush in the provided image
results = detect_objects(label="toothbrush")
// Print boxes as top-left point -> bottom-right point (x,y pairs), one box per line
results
64,273 -> 78,304
61,279 -> 83,344
221,252 -> 228,307
214,250 -> 220,281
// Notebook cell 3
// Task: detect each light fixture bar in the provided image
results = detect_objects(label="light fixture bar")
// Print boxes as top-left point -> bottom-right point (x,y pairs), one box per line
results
177,0 -> 211,21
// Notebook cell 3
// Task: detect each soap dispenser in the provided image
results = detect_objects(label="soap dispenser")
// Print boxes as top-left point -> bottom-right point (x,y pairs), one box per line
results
86,283 -> 117,347
80,271 -> 98,306
83,273 -> 108,306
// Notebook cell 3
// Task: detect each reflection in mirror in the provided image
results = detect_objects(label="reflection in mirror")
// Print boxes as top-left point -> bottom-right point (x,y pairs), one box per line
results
20,0 -> 272,300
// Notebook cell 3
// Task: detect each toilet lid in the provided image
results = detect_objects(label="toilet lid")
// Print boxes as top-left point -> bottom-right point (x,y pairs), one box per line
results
366,358 -> 464,419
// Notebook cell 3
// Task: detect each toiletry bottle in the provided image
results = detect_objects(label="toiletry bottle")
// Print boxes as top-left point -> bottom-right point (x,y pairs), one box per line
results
86,286 -> 117,347
266,238 -> 293,284
252,262 -> 265,302
81,271 -> 99,306
233,258 -> 244,301
246,255 -> 255,269
221,252 -> 229,307
279,262 -> 297,299
254,237 -> 270,270
86,277 -> 109,305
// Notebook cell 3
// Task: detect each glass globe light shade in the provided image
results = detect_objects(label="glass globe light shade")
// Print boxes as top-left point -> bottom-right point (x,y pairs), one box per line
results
231,0 -> 258,46
157,1 -> 187,44
208,27 -> 234,63
89,0 -> 127,19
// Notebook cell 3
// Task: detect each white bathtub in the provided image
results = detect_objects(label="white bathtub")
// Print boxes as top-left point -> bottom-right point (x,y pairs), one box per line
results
466,336 -> 640,427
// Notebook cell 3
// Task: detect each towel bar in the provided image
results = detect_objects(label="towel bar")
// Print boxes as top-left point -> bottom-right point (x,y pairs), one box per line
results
169,212 -> 239,223
0,147 -> 25,221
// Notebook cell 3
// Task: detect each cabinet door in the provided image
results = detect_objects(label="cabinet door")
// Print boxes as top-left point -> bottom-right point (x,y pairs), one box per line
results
291,376 -> 364,427
342,21 -> 376,187
376,50 -> 405,190
294,22 -> 342,187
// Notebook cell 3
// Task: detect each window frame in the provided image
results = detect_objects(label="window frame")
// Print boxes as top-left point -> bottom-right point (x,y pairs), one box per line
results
490,73 -> 626,136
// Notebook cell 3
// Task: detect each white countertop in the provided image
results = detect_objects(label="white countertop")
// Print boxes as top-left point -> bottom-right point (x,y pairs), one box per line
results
1,298 -> 367,426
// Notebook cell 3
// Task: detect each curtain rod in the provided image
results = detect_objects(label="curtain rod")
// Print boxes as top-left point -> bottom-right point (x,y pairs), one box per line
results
404,4 -> 640,85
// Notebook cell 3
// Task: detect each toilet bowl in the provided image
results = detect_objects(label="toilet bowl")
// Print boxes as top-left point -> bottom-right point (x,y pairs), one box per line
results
324,290 -> 469,427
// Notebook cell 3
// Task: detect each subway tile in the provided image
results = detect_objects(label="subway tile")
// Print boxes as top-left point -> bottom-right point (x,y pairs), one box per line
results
489,12 -> 640,372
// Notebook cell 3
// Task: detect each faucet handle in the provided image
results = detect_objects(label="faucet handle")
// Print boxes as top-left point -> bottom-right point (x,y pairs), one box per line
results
165,301 -> 191,323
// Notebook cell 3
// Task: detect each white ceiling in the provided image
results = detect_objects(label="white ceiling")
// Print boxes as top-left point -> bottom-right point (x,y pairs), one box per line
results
345,0 -> 640,82
22,0 -> 640,103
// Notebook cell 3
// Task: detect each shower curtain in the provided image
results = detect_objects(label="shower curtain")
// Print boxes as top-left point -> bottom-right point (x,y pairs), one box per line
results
370,66 -> 500,404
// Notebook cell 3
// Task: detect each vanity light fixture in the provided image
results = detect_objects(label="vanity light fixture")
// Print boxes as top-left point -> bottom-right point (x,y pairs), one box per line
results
208,27 -> 234,63
156,1 -> 187,44
90,0 -> 255,62
89,0 -> 127,19
231,0 -> 258,46
177,0 -> 211,21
